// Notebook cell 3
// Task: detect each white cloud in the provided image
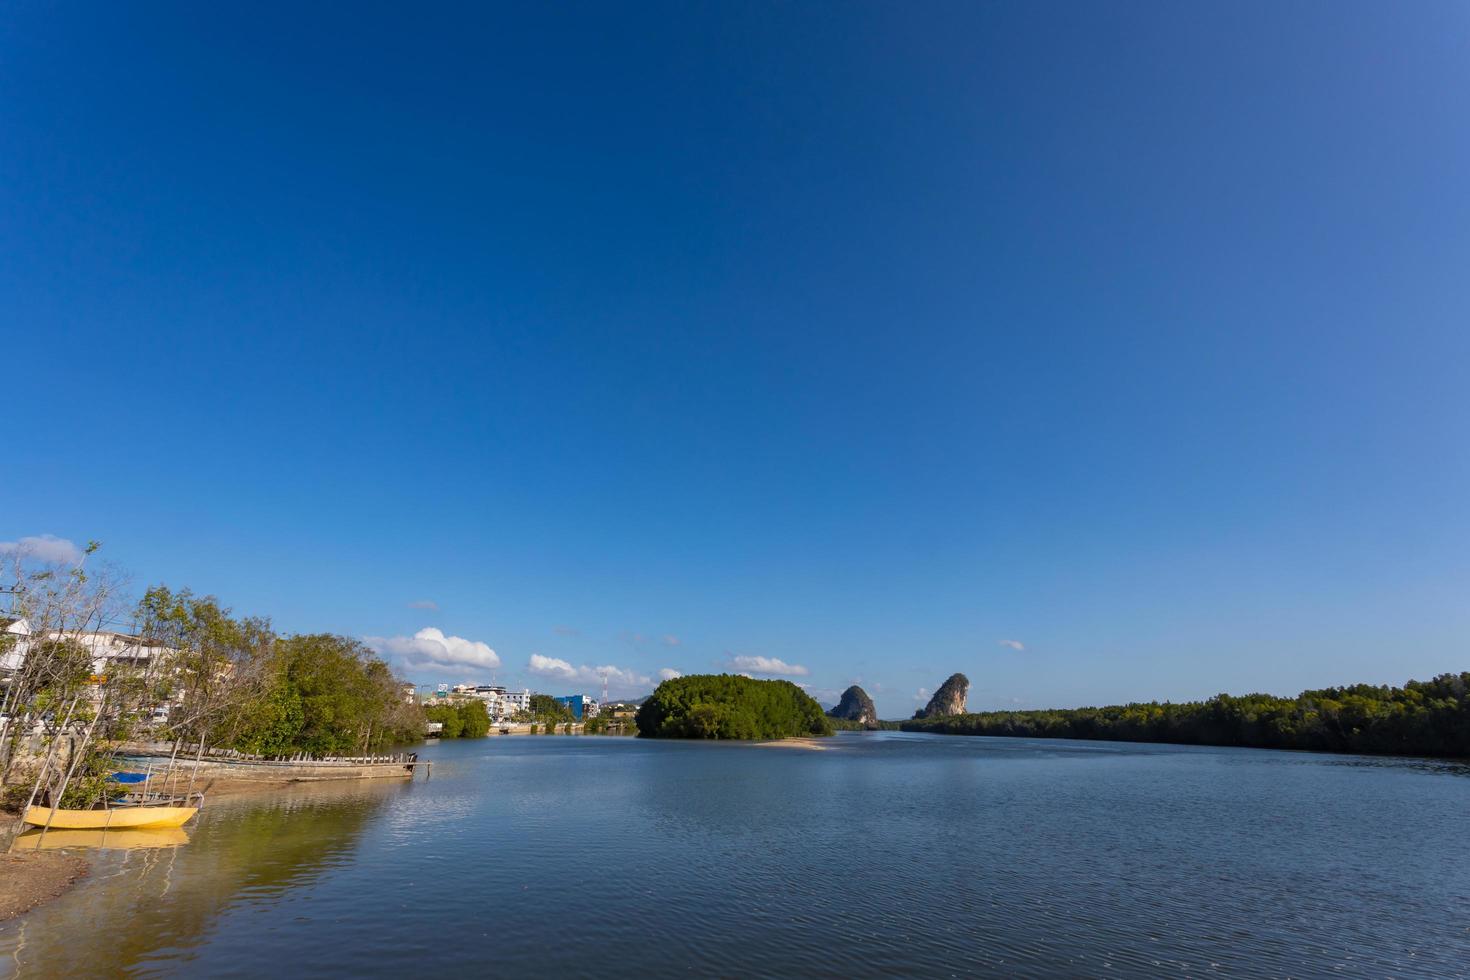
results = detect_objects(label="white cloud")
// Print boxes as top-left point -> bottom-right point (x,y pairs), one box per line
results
365,627 -> 500,673
658,667 -> 682,681
527,654 -> 650,694
998,639 -> 1025,652
662,634 -> 681,647
727,655 -> 809,678
528,653 -> 577,678
914,687 -> 931,702
0,534 -> 82,565
407,599 -> 439,611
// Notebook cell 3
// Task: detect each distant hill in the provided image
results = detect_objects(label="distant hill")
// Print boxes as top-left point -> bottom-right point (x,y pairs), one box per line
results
827,685 -> 879,730
913,673 -> 969,719
636,674 -> 833,740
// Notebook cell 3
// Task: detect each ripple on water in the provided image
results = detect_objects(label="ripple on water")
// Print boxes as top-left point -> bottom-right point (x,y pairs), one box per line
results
3,734 -> 1469,977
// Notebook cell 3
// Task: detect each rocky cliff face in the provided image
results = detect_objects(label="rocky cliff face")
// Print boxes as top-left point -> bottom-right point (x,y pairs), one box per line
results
913,673 -> 969,719
827,685 -> 879,729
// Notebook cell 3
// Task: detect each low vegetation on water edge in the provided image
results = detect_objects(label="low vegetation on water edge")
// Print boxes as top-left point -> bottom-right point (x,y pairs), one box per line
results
424,701 -> 491,739
900,673 -> 1470,758
635,674 -> 833,739
527,694 -> 574,726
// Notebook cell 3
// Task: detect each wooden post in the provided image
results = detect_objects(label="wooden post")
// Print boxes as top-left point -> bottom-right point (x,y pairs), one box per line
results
13,694 -> 81,840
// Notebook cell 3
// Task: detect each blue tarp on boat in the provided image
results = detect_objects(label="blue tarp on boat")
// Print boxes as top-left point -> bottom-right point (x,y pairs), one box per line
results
109,771 -> 150,783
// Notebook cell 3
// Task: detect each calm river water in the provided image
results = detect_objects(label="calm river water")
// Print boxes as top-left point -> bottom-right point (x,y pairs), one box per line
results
3,732 -> 1469,977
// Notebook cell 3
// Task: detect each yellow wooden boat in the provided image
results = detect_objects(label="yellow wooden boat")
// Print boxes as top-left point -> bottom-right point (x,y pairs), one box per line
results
24,803 -> 198,830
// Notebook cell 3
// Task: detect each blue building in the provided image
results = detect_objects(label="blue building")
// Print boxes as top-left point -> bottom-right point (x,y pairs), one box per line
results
553,694 -> 597,719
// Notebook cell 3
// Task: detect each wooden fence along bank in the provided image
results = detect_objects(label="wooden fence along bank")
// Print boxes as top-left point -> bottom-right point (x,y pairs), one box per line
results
118,743 -> 430,782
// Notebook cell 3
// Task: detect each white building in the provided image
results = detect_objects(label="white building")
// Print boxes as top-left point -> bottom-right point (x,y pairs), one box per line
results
0,622 -> 177,679
69,631 -> 176,674
1,618 -> 30,675
1,623 -> 180,717
439,684 -> 529,719
500,689 -> 531,716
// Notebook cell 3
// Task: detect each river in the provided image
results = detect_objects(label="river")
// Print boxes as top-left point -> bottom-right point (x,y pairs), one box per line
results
3,732 -> 1469,977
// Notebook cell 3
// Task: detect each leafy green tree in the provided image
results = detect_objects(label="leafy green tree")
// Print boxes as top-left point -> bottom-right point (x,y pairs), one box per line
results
425,703 -> 465,738
135,587 -> 422,757
225,633 -> 420,754
458,701 -> 490,738
636,675 -> 833,740
528,694 -> 573,721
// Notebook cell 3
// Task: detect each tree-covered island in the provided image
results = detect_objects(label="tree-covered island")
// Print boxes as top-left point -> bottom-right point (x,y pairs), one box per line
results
635,674 -> 833,739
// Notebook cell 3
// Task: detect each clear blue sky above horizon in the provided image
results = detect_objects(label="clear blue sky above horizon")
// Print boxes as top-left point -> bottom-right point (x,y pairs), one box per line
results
4,1 -> 1468,716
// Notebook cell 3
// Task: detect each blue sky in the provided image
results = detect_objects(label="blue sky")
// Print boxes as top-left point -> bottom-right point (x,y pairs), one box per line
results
3,2 -> 1467,716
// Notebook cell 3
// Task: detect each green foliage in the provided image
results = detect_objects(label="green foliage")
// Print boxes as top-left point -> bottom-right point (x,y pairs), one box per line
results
425,703 -> 464,738
583,715 -> 628,734
899,673 -> 1470,758
227,634 -> 422,755
636,674 -> 834,740
57,751 -> 113,810
459,700 -> 490,738
28,638 -> 95,692
136,585 -> 278,746
527,694 -> 573,722
424,700 -> 491,738
138,583 -> 422,757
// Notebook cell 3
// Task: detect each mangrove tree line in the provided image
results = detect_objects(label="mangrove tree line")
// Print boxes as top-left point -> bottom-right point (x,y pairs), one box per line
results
900,673 -> 1470,758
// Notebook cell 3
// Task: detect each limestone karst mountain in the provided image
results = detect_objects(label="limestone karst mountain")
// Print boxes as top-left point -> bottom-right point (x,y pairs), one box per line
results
826,685 -> 879,729
913,673 -> 969,719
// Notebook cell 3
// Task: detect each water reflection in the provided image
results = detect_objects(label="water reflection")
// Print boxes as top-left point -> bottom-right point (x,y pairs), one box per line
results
1,779 -> 408,977
11,827 -> 190,851
1321,753 -> 1470,778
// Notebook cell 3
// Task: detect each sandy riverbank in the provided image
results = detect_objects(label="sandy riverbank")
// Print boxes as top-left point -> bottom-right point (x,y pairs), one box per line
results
752,737 -> 831,750
0,852 -> 89,922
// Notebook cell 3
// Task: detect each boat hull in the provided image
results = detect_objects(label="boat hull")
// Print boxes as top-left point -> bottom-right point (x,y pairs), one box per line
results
23,804 -> 199,830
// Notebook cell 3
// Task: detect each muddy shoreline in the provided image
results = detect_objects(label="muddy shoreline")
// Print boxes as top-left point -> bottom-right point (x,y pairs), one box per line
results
0,851 -> 89,922
0,776 -> 348,921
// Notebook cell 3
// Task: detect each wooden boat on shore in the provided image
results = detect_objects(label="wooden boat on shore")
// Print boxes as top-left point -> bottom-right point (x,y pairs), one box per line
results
23,797 -> 200,830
